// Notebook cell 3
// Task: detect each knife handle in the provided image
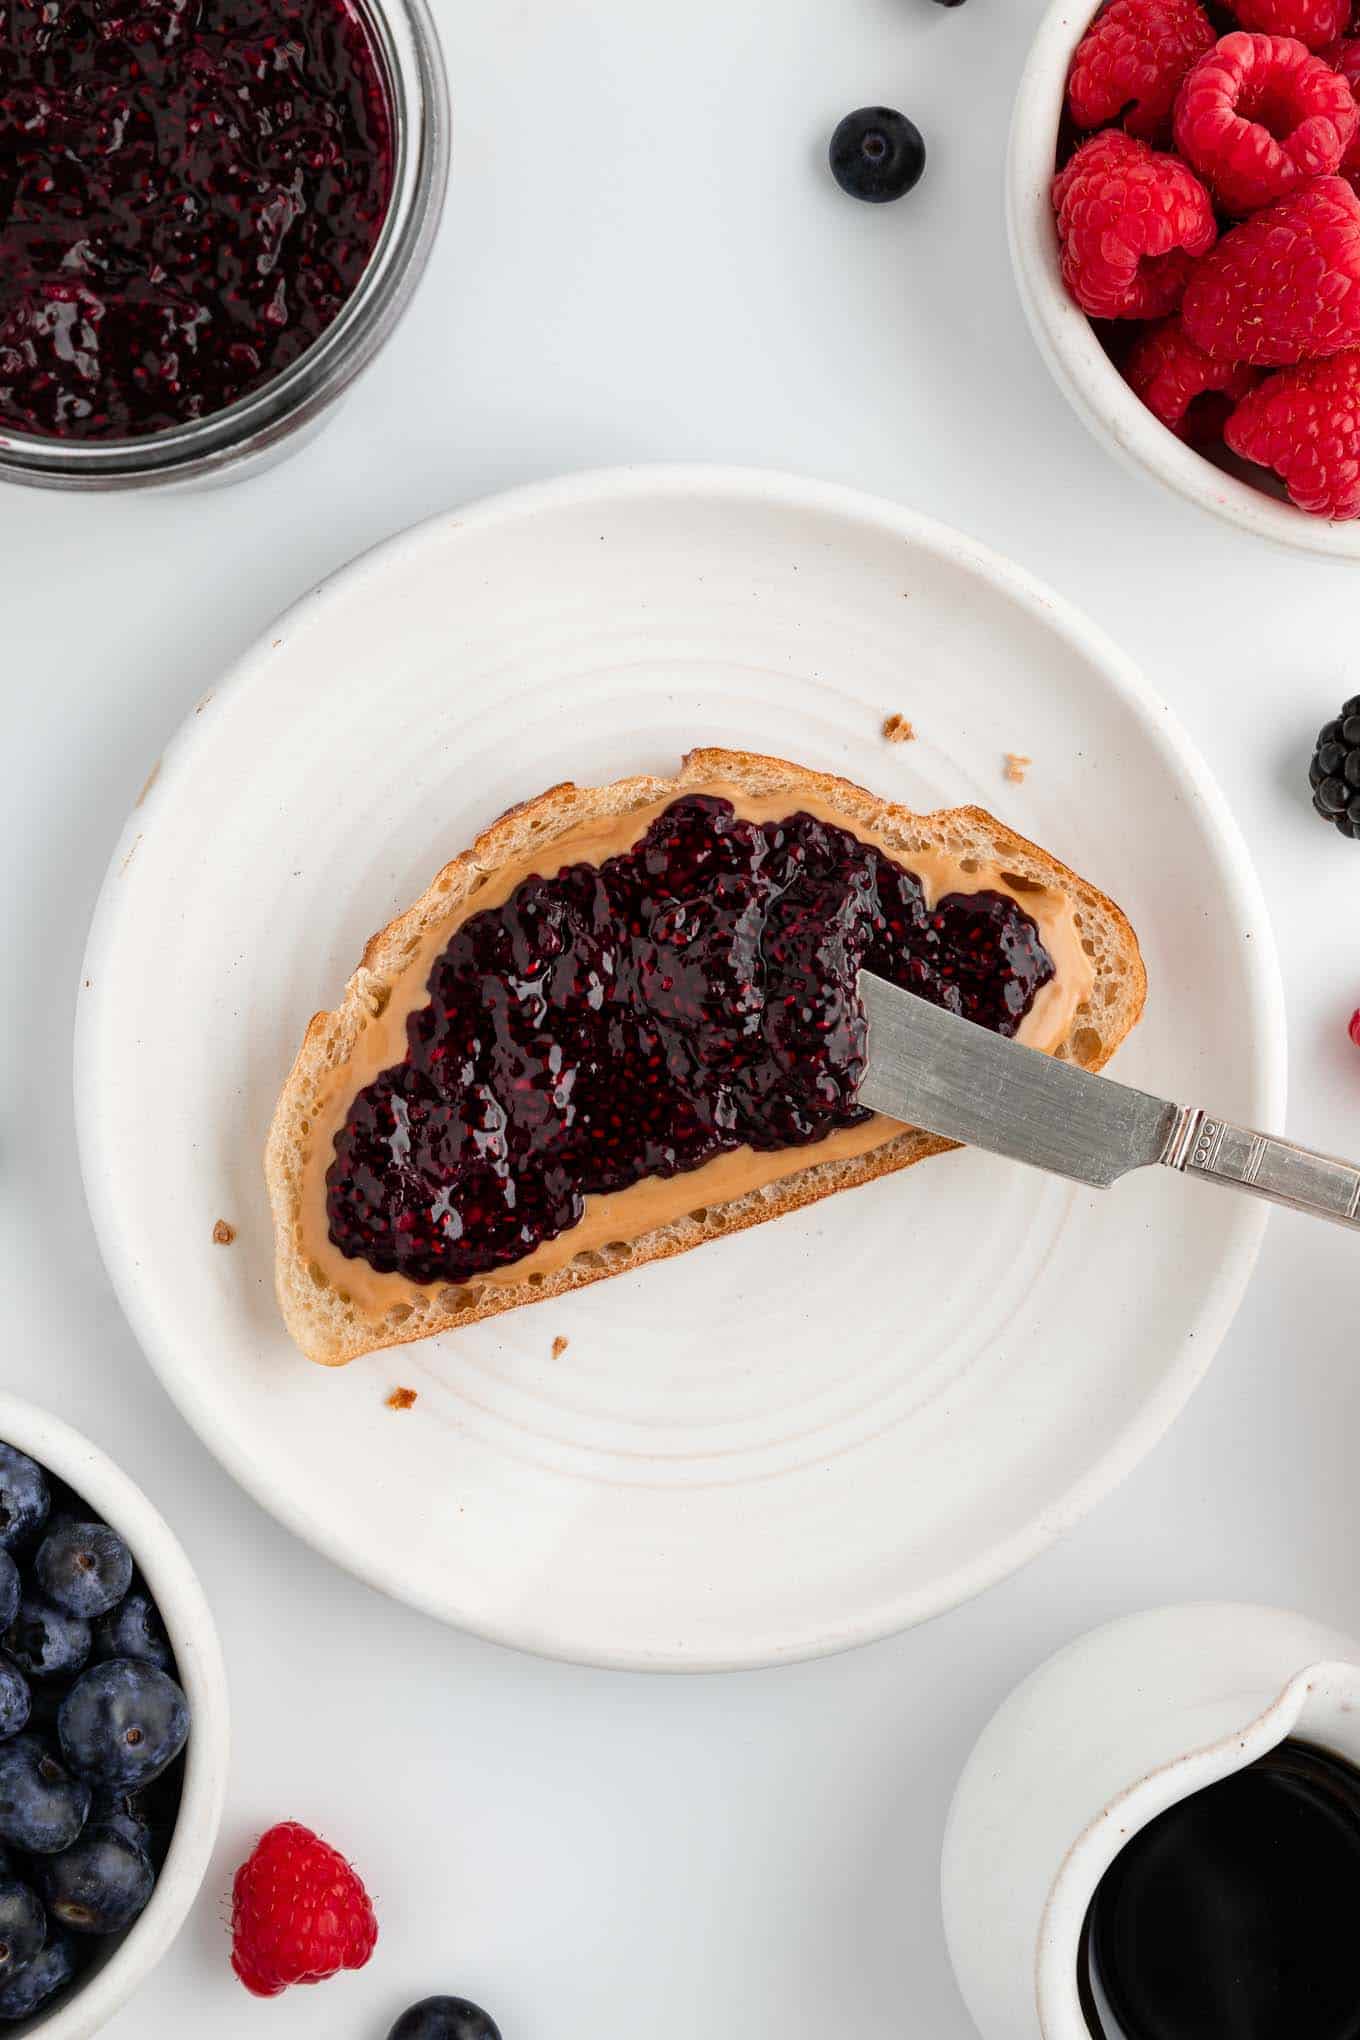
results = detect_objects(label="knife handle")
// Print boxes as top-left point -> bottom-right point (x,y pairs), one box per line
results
1164,1109 -> 1360,1229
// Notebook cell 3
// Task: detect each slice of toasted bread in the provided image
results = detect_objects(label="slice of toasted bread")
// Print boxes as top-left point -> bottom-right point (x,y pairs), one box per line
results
267,748 -> 1146,1365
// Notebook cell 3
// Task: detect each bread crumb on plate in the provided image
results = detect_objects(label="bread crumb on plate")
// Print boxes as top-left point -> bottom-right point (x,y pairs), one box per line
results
212,1220 -> 236,1245
386,1386 -> 418,1411
1004,753 -> 1032,784
882,714 -> 915,744
552,1336 -> 570,1360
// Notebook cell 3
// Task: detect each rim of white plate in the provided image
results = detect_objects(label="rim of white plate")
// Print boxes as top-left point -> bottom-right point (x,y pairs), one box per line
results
74,464 -> 1287,1669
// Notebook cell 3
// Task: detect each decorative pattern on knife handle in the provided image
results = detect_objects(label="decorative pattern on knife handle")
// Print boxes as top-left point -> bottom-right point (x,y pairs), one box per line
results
1165,1108 -> 1360,1228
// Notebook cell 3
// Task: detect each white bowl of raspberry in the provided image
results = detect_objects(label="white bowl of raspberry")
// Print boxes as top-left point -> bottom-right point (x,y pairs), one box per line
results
0,1394 -> 229,2036
1009,0 -> 1360,556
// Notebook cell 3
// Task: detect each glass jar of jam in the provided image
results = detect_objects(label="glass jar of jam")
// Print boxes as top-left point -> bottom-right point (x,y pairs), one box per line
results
0,0 -> 447,487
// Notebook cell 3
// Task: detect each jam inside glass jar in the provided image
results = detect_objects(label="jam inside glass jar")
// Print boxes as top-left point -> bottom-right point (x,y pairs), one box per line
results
0,0 -> 394,439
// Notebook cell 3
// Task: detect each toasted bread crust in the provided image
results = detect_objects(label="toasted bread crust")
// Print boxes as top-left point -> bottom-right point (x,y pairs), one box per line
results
266,749 -> 1146,1365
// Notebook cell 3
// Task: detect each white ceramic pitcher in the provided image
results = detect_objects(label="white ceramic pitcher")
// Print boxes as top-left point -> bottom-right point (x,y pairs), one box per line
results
942,1602 -> 1360,2040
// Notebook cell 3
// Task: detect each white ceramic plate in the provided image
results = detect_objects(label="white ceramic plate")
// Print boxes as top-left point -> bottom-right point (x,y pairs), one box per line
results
77,466 -> 1284,1671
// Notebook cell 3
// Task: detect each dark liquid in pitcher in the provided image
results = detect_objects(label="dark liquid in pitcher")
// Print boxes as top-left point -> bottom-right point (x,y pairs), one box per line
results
1079,1739 -> 1360,2040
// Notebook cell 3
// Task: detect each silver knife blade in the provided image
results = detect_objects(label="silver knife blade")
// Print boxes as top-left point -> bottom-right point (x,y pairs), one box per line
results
856,969 -> 1178,1190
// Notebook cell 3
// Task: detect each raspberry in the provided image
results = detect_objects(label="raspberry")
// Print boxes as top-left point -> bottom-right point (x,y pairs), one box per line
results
1225,347 -> 1360,513
230,1822 -> 377,1998
1319,34 -> 1360,182
1052,132 -> 1217,319
1124,317 -> 1262,437
1182,175 -> 1360,360
1172,33 -> 1358,212
1227,0 -> 1352,51
1066,0 -> 1217,140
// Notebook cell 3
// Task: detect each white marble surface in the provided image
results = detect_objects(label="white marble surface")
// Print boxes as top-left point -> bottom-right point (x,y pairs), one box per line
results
4,0 -> 1360,2032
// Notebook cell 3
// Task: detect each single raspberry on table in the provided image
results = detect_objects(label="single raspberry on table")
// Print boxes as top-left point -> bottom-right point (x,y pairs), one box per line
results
1172,33 -> 1357,212
230,1821 -> 378,1997
1125,317 -> 1262,437
1052,132 -> 1217,319
1066,0 -> 1217,140
1224,348 -> 1360,514
1224,0 -> 1352,51
1181,175 -> 1360,359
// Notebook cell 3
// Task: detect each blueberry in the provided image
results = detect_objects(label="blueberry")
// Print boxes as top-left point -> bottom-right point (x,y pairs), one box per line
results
92,1590 -> 174,1676
0,1450 -> 48,1556
388,1999 -> 503,2040
34,1523 -> 133,1622
41,1825 -> 154,1934
0,1667 -> 29,1745
4,1597 -> 90,1683
58,1661 -> 189,1792
829,107 -> 926,203
90,1789 -> 152,1856
0,1738 -> 90,1854
0,1564 -> 17,1643
0,1930 -> 76,2020
0,1875 -> 44,1980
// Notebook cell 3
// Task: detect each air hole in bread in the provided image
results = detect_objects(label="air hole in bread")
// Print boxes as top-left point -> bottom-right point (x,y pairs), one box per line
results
690,1207 -> 709,1223
438,1287 -> 462,1311
368,986 -> 392,1019
999,870 -> 1044,894
958,857 -> 979,875
1072,1026 -> 1102,1067
1081,939 -> 1098,959
387,1303 -> 413,1325
337,1291 -> 351,1306
308,1261 -> 328,1289
605,1240 -> 630,1260
527,1272 -> 546,1287
299,1118 -> 310,1135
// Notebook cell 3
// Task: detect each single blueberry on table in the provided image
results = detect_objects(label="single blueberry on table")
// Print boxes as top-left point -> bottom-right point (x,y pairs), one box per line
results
4,1598 -> 90,1683
41,1825 -> 155,1934
0,1737 -> 91,1854
829,107 -> 926,203
388,1999 -> 504,2040
92,1590 -> 174,1676
0,1930 -> 76,2019
0,1664 -> 30,1744
0,1873 -> 45,1979
35,1523 -> 133,1623
0,1449 -> 48,1555
59,1661 -> 189,1792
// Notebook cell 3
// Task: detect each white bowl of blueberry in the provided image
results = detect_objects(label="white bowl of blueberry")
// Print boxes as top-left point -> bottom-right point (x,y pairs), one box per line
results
0,1394 -> 227,2035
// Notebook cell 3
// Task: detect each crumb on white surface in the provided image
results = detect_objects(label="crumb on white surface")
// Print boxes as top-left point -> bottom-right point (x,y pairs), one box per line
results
1004,752 -> 1032,784
212,1219 -> 236,1245
552,1336 -> 570,1360
882,714 -> 915,744
386,1386 -> 418,1411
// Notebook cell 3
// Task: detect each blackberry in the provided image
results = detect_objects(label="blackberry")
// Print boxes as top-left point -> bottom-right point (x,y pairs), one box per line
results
1309,696 -> 1360,836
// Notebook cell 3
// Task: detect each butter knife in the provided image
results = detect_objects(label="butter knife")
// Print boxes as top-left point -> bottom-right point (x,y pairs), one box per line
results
857,969 -> 1360,1230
